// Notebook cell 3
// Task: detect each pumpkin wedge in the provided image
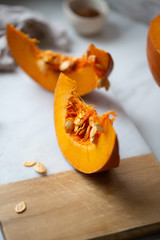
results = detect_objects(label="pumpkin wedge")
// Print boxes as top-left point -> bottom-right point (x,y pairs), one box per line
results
147,15 -> 160,86
54,73 -> 119,174
7,24 -> 113,95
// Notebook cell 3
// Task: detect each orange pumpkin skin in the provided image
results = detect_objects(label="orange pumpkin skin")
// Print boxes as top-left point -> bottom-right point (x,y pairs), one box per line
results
147,15 -> 160,86
7,24 -> 113,96
54,73 -> 120,174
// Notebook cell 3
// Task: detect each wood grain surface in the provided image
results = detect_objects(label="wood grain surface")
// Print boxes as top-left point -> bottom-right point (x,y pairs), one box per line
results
0,153 -> 160,240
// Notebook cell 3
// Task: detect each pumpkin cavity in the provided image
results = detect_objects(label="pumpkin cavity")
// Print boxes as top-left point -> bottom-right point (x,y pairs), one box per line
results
64,91 -> 117,145
36,47 -> 109,90
36,51 -> 78,73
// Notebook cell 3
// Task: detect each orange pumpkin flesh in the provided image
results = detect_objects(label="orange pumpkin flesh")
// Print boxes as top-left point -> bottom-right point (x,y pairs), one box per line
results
54,73 -> 119,174
147,15 -> 160,86
7,24 -> 113,96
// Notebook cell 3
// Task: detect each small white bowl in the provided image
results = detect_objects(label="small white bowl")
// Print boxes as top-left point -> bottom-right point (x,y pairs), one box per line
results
63,0 -> 109,36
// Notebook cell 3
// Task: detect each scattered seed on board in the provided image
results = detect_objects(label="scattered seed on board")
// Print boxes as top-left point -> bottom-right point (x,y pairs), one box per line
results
15,201 -> 26,214
34,162 -> 46,174
23,161 -> 36,167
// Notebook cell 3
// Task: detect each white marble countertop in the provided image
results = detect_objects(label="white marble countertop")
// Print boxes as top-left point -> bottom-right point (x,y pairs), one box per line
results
0,1 -> 160,239
23,0 -> 160,162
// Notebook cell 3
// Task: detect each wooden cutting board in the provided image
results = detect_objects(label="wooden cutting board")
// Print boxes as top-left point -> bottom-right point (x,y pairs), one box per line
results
0,153 -> 160,240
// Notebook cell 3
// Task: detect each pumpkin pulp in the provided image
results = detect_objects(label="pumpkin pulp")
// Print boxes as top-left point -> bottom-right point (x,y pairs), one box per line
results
54,73 -> 119,173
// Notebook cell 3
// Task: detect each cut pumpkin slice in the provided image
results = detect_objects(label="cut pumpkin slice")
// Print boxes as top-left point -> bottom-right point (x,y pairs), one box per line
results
54,73 -> 119,174
7,24 -> 113,96
147,15 -> 160,86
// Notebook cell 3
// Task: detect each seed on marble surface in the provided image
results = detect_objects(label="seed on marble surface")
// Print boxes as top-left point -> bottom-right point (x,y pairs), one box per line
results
34,162 -> 46,174
23,161 -> 36,167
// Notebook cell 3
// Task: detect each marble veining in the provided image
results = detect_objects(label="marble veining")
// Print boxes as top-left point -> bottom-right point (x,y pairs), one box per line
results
107,0 -> 160,24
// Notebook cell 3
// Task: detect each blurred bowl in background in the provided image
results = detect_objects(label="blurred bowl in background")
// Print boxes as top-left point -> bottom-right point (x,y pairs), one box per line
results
63,0 -> 109,36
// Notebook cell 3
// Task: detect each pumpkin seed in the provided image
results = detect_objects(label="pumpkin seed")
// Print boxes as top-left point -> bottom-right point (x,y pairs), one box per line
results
37,59 -> 48,73
78,112 -> 85,118
88,55 -> 96,62
15,201 -> 26,214
50,56 -> 58,63
90,135 -> 97,144
89,117 -> 95,127
59,60 -> 71,71
74,118 -> 82,125
90,126 -> 98,138
71,56 -> 78,64
34,162 -> 46,174
90,124 -> 103,142
64,119 -> 74,132
23,161 -> 36,167
94,123 -> 104,132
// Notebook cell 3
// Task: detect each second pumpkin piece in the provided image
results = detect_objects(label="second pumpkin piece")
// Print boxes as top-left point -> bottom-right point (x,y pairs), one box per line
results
7,24 -> 113,96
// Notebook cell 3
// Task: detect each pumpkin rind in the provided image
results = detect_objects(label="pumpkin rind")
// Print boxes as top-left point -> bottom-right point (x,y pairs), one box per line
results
7,24 -> 113,95
147,15 -> 160,86
54,73 -> 120,174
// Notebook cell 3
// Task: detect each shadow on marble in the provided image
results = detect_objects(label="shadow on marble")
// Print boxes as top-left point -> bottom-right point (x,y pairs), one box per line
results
100,21 -> 122,42
83,89 -> 125,113
79,20 -> 121,43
